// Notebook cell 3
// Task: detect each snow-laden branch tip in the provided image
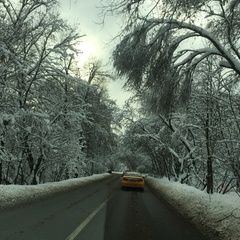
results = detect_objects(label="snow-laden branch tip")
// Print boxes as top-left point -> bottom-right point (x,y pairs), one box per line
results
142,17 -> 240,75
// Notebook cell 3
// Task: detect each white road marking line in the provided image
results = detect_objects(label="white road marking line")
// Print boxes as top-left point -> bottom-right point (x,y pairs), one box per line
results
65,196 -> 110,240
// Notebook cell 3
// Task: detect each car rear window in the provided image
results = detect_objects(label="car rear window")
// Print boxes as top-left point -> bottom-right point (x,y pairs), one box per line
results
124,172 -> 141,177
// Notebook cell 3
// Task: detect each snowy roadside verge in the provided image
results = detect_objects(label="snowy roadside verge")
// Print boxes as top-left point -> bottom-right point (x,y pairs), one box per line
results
147,177 -> 240,240
0,173 -> 111,212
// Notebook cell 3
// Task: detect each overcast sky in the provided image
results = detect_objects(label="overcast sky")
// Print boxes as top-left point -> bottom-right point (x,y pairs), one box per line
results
58,0 -> 130,106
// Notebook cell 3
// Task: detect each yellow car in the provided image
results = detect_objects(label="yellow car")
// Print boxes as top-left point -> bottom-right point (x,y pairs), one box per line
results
121,171 -> 144,191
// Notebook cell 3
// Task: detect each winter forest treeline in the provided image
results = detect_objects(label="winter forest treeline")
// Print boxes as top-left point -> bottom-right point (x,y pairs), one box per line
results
0,0 -> 119,185
1,0 -> 240,196
103,0 -> 240,194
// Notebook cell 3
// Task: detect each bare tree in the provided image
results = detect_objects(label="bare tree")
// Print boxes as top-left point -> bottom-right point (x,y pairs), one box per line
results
102,0 -> 240,112
102,0 -> 240,193
0,0 -> 84,184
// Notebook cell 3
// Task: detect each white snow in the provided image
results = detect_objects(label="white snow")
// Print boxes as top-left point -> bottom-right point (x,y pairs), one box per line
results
147,177 -> 240,240
0,174 -> 110,211
0,174 -> 239,240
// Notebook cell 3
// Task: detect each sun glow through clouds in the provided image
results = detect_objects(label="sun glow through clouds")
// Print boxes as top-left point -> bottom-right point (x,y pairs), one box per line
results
77,40 -> 96,66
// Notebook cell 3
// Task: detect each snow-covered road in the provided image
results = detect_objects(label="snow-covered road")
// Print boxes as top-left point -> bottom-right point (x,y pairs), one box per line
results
0,173 -> 239,240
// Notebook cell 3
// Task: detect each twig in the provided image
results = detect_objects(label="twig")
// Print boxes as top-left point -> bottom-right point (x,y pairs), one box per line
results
215,208 -> 240,222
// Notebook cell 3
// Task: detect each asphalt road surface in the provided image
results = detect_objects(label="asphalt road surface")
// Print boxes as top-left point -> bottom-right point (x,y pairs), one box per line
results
0,174 -> 208,240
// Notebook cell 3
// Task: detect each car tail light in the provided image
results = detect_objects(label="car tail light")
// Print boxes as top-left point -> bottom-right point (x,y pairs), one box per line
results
122,177 -> 143,181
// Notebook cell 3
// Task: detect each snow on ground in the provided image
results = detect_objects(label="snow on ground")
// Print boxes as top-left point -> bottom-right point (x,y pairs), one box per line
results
147,177 -> 240,240
0,173 -> 239,240
0,173 -> 110,211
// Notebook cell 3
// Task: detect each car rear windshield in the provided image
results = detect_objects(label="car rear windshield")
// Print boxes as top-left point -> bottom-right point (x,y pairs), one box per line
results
124,172 -> 141,177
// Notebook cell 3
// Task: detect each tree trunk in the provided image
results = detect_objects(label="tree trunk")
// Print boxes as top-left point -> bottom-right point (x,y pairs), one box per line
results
205,112 -> 213,194
0,136 -> 5,184
0,160 -> 2,184
206,155 -> 213,194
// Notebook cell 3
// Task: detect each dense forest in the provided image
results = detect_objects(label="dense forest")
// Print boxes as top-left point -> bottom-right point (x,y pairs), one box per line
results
103,0 -> 240,195
1,0 -> 240,196
0,0 -> 119,185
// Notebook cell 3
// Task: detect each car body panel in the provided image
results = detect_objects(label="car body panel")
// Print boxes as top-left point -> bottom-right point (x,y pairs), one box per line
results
121,171 -> 144,191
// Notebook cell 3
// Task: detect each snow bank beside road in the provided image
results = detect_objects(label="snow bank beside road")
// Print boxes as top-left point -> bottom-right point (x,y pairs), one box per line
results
147,177 -> 240,240
0,173 -> 110,211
